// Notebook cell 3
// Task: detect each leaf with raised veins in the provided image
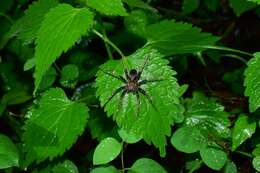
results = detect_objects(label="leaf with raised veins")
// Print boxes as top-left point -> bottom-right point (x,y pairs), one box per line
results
244,52 -> 260,112
34,4 -> 94,93
96,47 -> 183,156
23,88 -> 89,164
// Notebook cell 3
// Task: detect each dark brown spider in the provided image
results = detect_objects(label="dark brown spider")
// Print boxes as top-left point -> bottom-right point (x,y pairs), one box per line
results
100,57 -> 163,115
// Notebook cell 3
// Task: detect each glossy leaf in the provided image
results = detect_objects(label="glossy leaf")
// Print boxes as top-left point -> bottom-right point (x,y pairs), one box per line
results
223,160 -> 237,173
232,114 -> 256,151
9,0 -> 58,44
60,64 -> 79,88
200,147 -> 227,170
253,156 -> 260,172
93,137 -> 122,165
118,128 -> 142,144
34,4 -> 94,93
86,0 -> 127,16
145,20 -> 219,56
52,160 -> 79,173
244,52 -> 260,112
0,134 -> 19,169
23,88 -> 89,163
129,158 -> 167,173
171,126 -> 207,153
90,166 -> 119,173
96,48 -> 183,156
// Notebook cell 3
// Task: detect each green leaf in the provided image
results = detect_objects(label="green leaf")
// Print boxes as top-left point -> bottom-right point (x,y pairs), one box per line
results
129,158 -> 167,173
0,134 -> 19,169
185,159 -> 202,172
60,64 -> 79,88
93,137 -> 122,165
223,160 -> 237,173
145,20 -> 219,56
23,88 -> 89,163
9,0 -> 59,44
200,147 -> 227,170
184,92 -> 231,138
96,48 -> 183,156
24,58 -> 35,71
204,0 -> 219,12
182,0 -> 199,14
171,126 -> 207,153
38,67 -> 57,91
230,0 -> 257,16
231,114 -> 256,151
90,166 -> 120,173
34,4 -> 94,93
253,156 -> 260,172
122,0 -> 156,12
0,0 -> 13,13
86,0 -> 127,16
118,128 -> 142,144
52,160 -> 79,173
244,52 -> 260,112
247,0 -> 260,4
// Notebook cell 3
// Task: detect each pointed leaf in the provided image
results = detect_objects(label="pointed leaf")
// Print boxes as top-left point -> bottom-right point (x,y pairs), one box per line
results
96,48 -> 183,156
90,166 -> 120,173
244,52 -> 260,112
231,114 -> 256,151
34,4 -> 94,93
93,137 -> 122,165
86,0 -> 127,16
145,20 -> 219,56
23,88 -> 89,163
200,147 -> 227,170
129,158 -> 167,173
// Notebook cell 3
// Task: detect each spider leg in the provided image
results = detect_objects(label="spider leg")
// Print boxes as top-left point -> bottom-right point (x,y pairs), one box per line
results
103,86 -> 125,107
100,68 -> 127,83
138,88 -> 157,111
137,56 -> 150,79
139,79 -> 164,86
124,69 -> 130,80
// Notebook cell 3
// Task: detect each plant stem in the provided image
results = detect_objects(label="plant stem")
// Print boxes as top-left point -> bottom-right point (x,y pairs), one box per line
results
202,45 -> 253,57
0,12 -> 13,24
102,29 -> 113,60
235,150 -> 254,158
222,54 -> 248,64
121,142 -> 125,173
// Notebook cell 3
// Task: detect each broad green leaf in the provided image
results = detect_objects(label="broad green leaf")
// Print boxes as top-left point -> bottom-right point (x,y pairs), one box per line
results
90,166 -> 120,173
34,4 -> 94,93
9,0 -> 58,44
200,147 -> 227,170
60,64 -> 79,88
52,160 -> 79,173
247,0 -> 260,4
223,160 -> 237,173
182,0 -> 199,14
253,144 -> 260,156
96,48 -> 183,156
1,87 -> 31,105
129,158 -> 167,173
230,0 -> 257,16
184,92 -> 231,138
232,114 -> 256,151
23,88 -> 89,163
253,156 -> 260,172
93,137 -> 122,165
0,134 -> 19,169
118,128 -> 142,144
171,126 -> 207,153
86,0 -> 127,16
122,0 -> 156,12
244,52 -> 260,112
145,20 -> 219,56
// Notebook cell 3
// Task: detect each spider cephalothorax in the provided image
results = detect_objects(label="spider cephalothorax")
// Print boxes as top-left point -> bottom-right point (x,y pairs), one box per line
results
100,57 -> 162,115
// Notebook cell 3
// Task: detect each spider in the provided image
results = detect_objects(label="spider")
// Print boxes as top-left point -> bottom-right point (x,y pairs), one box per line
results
100,57 -> 163,115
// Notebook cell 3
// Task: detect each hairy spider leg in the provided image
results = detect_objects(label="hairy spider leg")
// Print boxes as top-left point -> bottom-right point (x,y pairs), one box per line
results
139,88 -> 158,111
103,86 -> 125,107
124,69 -> 130,80
138,56 -> 150,78
139,79 -> 165,86
100,68 -> 127,83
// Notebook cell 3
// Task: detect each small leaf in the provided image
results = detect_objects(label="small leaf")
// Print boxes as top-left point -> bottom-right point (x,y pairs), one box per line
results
93,137 -> 122,165
253,156 -> 260,172
38,67 -> 57,91
60,64 -> 79,88
118,128 -> 142,144
96,48 -> 183,156
145,20 -> 219,56
223,160 -> 237,173
52,160 -> 79,173
122,0 -> 156,12
86,0 -> 127,16
184,92 -> 231,138
34,4 -> 94,93
23,88 -> 89,163
200,147 -> 227,170
171,126 -> 207,153
185,159 -> 202,172
230,0 -> 257,16
231,114 -> 256,151
182,0 -> 200,14
9,0 -> 59,44
129,158 -> 167,173
90,166 -> 120,173
0,134 -> 19,169
244,52 -> 260,112
24,58 -> 35,71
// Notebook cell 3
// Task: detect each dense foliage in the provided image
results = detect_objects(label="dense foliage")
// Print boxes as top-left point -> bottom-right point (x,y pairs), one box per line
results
0,0 -> 260,172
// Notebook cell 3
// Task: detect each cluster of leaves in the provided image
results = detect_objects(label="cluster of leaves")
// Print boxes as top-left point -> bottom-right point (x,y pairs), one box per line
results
0,0 -> 260,172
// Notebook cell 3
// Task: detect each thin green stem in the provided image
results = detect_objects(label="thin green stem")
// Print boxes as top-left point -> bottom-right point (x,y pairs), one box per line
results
235,150 -> 254,158
222,54 -> 248,64
121,142 -> 125,173
54,62 -> 61,74
0,12 -> 13,24
102,29 -> 113,60
202,45 -> 253,57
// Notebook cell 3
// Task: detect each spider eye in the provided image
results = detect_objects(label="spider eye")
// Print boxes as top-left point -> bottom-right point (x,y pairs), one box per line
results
130,69 -> 137,75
